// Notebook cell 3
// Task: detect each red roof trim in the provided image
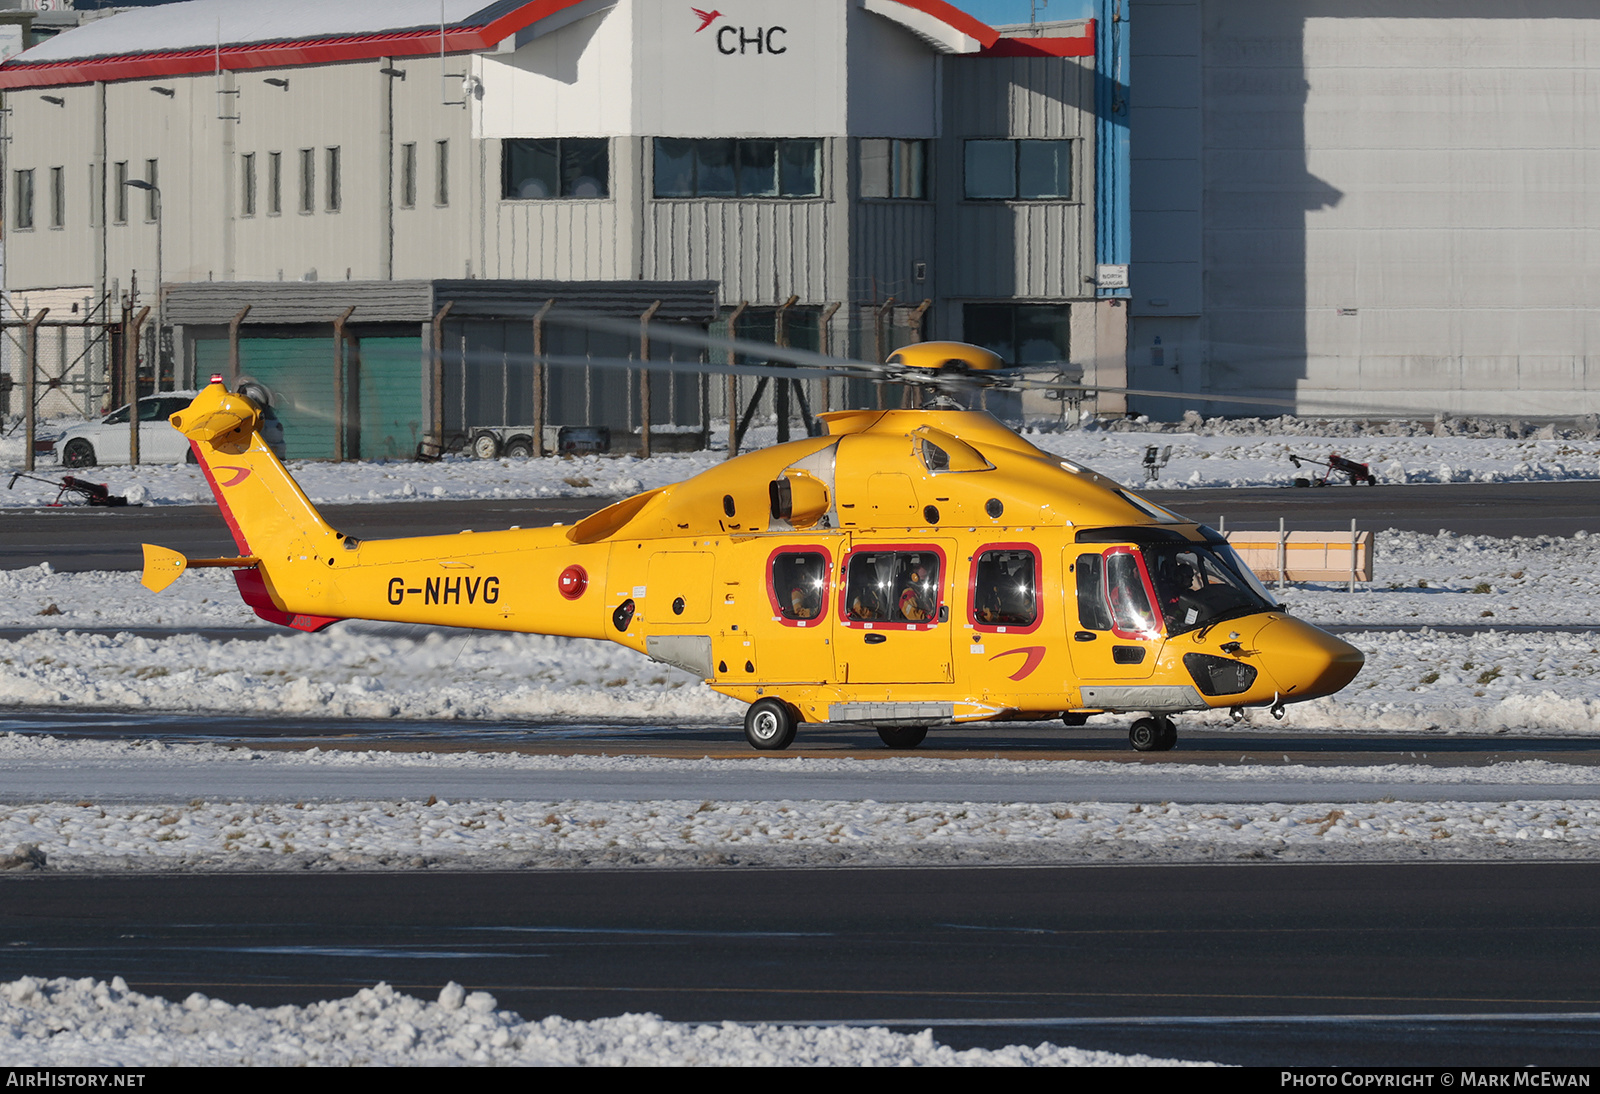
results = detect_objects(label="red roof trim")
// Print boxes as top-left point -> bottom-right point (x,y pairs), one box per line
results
981,19 -> 1095,58
0,0 -> 591,89
0,1 -> 1090,89
884,0 -> 1001,50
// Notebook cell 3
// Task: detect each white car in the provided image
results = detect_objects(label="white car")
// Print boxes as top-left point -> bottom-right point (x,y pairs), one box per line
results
54,392 -> 287,467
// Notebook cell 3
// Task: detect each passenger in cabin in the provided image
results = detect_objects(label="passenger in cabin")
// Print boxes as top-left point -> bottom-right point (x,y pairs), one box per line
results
850,586 -> 886,621
789,584 -> 818,619
897,563 -> 934,622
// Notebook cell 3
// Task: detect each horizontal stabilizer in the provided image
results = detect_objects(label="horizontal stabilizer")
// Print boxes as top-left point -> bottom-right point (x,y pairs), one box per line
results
140,543 -> 259,593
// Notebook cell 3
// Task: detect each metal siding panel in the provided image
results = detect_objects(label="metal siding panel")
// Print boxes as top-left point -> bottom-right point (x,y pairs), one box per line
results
235,336 -> 334,460
354,335 -> 425,460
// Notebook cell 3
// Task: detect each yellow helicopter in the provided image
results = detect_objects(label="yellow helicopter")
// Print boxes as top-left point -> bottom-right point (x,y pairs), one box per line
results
140,339 -> 1363,752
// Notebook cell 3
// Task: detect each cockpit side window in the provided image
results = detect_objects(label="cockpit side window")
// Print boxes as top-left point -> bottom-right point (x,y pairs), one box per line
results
1144,543 -> 1276,635
1075,552 -> 1111,631
1105,548 -> 1161,638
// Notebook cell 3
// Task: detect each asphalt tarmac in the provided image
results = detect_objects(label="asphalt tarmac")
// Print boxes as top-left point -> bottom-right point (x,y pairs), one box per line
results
3,862 -> 1597,1066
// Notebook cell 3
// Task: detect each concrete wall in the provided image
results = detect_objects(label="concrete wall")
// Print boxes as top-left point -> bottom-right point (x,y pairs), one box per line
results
1131,0 -> 1600,419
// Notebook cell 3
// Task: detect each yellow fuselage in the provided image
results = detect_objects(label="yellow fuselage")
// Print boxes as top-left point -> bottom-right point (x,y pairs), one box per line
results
161,386 -> 1361,729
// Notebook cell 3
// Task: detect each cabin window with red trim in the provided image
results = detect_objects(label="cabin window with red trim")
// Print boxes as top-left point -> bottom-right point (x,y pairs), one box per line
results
971,547 -> 1038,630
769,551 -> 829,624
844,549 -> 942,627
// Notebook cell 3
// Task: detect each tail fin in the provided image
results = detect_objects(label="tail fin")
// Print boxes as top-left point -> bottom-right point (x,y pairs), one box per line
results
169,377 -> 340,562
167,377 -> 344,632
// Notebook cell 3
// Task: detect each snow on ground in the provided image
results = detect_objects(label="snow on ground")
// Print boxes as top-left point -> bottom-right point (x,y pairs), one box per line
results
10,414 -> 1600,508
0,774 -> 1596,873
5,424 -> 1598,1064
7,528 -> 1600,731
0,977 -> 1205,1067
2,620 -> 1600,734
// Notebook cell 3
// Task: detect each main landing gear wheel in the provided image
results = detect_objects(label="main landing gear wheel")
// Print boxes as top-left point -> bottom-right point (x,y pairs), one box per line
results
876,725 -> 928,750
744,697 -> 797,751
1128,716 -> 1178,752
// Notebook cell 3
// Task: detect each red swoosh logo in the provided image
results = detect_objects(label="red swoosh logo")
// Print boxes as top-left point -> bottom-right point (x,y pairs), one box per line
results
214,466 -> 251,487
989,646 -> 1047,681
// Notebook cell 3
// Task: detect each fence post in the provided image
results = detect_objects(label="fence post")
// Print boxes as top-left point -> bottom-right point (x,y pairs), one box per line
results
638,300 -> 661,459
1349,518 -> 1358,593
532,298 -> 554,457
125,306 -> 150,466
428,300 -> 453,456
1277,517 -> 1287,592
724,301 -> 747,460
818,301 -> 841,415
227,305 -> 251,386
332,305 -> 356,462
872,297 -> 896,410
773,295 -> 797,442
22,310 -> 48,472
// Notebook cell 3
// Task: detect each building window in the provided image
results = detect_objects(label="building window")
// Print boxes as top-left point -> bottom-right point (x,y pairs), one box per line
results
963,139 -> 1072,200
13,169 -> 33,230
654,138 -> 821,199
268,152 -> 282,215
325,146 -> 340,212
400,143 -> 416,209
142,159 -> 158,220
49,166 -> 64,228
113,161 -> 127,224
240,153 -> 256,217
963,303 -> 1071,367
435,140 -> 449,206
298,149 -> 314,214
502,138 -> 609,199
860,138 -> 926,199
87,164 -> 96,227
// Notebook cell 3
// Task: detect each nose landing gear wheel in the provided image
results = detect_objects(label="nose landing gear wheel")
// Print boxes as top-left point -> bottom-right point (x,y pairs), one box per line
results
876,725 -> 928,750
1129,716 -> 1178,752
744,697 -> 797,751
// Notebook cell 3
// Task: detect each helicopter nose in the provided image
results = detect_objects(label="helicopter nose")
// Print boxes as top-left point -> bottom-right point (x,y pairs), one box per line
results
1259,616 -> 1364,701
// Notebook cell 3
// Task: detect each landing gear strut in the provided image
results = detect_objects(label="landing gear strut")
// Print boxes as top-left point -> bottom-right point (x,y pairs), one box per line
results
1128,716 -> 1178,752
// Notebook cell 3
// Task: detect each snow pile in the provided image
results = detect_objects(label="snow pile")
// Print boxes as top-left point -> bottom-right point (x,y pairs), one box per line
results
0,626 -> 738,723
0,977 -> 1204,1066
1,793 -> 1597,871
1286,530 -> 1600,626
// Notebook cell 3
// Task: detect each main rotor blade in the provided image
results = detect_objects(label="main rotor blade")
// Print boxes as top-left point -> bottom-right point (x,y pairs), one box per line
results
550,309 -> 867,374
435,308 -> 1567,422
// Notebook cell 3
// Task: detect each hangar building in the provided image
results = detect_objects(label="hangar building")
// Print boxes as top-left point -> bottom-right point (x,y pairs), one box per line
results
0,0 -> 1125,458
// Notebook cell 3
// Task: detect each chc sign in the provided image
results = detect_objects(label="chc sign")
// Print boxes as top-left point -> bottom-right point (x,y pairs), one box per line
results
716,24 -> 786,54
693,7 -> 788,55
